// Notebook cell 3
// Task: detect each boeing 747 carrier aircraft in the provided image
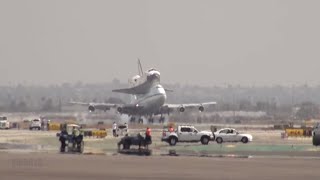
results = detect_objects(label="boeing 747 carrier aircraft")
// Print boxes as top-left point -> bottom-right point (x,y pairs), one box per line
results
71,60 -> 216,124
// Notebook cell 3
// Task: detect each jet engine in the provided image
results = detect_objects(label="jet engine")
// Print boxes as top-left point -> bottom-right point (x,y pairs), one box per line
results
88,105 -> 95,112
117,107 -> 123,113
199,106 -> 204,112
179,106 -> 185,112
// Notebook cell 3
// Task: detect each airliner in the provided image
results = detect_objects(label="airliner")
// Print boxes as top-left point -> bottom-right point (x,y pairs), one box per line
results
71,60 -> 216,123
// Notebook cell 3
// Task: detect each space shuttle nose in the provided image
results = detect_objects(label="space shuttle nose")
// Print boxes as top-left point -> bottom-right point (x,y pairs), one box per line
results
147,73 -> 160,81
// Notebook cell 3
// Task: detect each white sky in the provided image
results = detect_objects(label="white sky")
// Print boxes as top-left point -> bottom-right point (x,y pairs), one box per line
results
0,0 -> 319,86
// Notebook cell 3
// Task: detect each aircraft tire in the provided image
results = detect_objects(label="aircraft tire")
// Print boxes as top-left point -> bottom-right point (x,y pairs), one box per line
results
216,137 -> 223,144
159,117 -> 165,123
169,137 -> 177,146
201,136 -> 209,145
241,137 -> 248,144
148,119 -> 154,124
130,117 -> 136,123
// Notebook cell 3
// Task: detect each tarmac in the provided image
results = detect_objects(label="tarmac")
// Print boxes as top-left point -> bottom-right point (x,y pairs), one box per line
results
1,129 -> 320,180
0,153 -> 319,180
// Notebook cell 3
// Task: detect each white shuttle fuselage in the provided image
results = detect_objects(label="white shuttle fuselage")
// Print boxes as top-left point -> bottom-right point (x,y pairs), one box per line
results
128,69 -> 167,115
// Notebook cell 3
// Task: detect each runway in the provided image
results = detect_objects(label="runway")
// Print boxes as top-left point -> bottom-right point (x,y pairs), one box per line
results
0,153 -> 319,180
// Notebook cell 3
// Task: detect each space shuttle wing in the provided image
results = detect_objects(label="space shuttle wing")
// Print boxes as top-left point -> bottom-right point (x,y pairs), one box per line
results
162,102 -> 217,113
112,84 -> 150,95
112,87 -> 142,94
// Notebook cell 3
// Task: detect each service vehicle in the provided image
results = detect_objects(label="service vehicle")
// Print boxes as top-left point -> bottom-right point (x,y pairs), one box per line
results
57,124 -> 84,153
115,123 -> 128,136
161,125 -> 214,146
0,116 -> 10,129
29,118 -> 41,130
214,128 -> 253,144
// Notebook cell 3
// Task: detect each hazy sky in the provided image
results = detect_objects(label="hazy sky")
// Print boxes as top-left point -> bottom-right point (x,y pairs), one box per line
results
1,0 -> 320,86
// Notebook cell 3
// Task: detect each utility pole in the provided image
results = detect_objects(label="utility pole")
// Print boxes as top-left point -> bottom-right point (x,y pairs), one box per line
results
233,90 -> 236,122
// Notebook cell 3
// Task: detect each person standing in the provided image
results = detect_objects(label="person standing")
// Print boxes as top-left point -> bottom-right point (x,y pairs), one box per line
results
145,127 -> 152,144
47,120 -> 51,131
112,122 -> 117,137
169,126 -> 174,133
59,127 -> 68,152
72,126 -> 80,149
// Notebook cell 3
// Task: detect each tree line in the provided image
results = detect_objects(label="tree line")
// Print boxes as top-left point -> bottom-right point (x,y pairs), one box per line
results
0,81 -> 319,120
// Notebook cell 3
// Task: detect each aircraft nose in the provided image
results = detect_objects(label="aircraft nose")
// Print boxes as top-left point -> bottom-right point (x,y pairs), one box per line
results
157,93 -> 166,104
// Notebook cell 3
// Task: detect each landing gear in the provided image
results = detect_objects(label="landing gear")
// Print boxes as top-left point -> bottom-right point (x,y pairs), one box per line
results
148,118 -> 154,124
130,117 -> 136,123
138,118 -> 143,124
159,116 -> 165,124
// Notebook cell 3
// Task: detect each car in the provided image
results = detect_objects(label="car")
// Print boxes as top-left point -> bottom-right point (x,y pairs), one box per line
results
161,125 -> 214,146
214,128 -> 252,144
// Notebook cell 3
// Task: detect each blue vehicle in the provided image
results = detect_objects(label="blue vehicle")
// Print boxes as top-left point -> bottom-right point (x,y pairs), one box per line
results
117,133 -> 152,155
57,124 -> 84,153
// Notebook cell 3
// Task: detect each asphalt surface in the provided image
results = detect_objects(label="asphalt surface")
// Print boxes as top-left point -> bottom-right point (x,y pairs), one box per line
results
0,153 -> 319,180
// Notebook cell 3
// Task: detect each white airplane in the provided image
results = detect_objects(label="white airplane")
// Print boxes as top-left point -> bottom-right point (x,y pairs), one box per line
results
71,60 -> 216,124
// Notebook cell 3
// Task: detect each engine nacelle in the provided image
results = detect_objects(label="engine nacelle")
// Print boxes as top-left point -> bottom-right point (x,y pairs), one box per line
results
179,106 -> 185,112
199,106 -> 204,112
117,107 -> 123,113
88,105 -> 95,112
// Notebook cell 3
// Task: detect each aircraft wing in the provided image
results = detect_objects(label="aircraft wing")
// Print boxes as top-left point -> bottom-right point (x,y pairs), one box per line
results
113,86 -> 173,95
69,101 -> 118,112
116,104 -> 144,115
69,101 -> 144,115
161,102 -> 217,113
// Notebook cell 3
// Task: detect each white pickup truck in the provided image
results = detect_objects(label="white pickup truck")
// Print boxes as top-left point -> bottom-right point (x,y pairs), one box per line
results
161,125 -> 214,146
